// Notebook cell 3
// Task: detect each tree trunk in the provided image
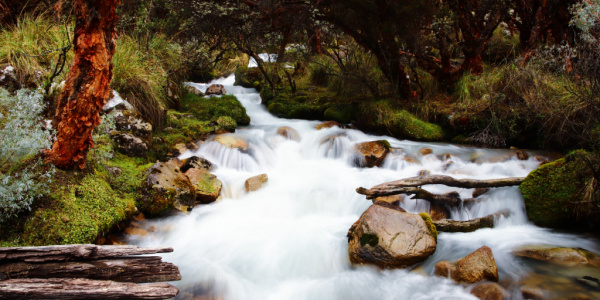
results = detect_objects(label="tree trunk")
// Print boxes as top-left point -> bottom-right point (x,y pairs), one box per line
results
43,0 -> 119,169
433,210 -> 510,232
0,244 -> 173,262
0,278 -> 179,300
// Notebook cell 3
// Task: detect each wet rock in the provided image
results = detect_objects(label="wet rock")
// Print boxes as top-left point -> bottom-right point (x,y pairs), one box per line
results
205,84 -> 226,95
185,168 -> 222,204
180,156 -> 213,172
124,227 -> 149,236
513,246 -> 600,267
438,153 -> 453,161
470,282 -> 504,300
419,147 -> 433,156
245,174 -> 268,192
167,143 -> 189,158
418,170 -> 430,176
276,126 -> 300,141
315,120 -> 346,130
403,156 -> 420,164
521,286 -> 546,300
429,203 -> 450,221
577,276 -> 600,290
186,85 -> 204,96
113,110 -> 153,141
110,131 -> 148,157
435,246 -> 499,284
214,135 -> 248,151
473,188 -> 490,198
372,195 -> 404,206
352,140 -> 391,168
347,204 -> 437,269
140,161 -> 196,216
516,150 -> 529,160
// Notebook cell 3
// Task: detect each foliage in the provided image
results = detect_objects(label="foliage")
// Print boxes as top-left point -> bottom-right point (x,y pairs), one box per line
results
0,88 -> 55,223
0,14 -> 73,88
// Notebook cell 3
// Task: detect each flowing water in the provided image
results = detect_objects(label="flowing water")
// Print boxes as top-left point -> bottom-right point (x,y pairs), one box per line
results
127,75 -> 600,299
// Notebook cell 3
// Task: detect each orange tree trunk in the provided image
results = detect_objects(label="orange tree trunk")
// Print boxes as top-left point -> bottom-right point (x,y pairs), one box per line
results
44,0 -> 119,169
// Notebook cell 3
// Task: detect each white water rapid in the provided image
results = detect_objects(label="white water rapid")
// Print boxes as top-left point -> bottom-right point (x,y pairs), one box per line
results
127,75 -> 600,299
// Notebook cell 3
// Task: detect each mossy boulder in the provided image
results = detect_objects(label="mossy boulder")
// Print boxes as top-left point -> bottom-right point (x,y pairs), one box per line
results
519,150 -> 598,230
324,105 -> 355,123
184,168 -> 222,204
140,160 -> 196,216
234,66 -> 263,88
357,101 -> 445,141
347,204 -> 437,268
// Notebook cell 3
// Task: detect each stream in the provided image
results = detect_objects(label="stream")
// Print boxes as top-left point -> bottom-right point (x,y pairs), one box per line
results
127,75 -> 600,299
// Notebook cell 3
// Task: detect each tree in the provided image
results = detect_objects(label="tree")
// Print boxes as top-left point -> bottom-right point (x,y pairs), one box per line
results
43,0 -> 119,169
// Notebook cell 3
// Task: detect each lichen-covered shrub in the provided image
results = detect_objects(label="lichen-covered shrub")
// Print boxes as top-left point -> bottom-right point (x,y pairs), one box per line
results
0,88 -> 55,222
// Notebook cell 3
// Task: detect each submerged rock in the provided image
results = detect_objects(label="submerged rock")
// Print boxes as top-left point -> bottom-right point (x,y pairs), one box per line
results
513,246 -> 600,267
140,161 -> 196,216
470,282 -> 505,300
276,126 -> 300,141
352,140 -> 391,168
434,246 -> 499,284
214,135 -> 248,151
347,204 -> 437,269
245,174 -> 268,192
184,168 -> 222,204
419,147 -> 433,156
315,120 -> 346,130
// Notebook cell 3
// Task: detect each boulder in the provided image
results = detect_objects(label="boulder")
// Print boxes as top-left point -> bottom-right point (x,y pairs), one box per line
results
245,174 -> 268,192
419,147 -> 433,156
184,168 -> 222,204
520,286 -> 546,300
205,84 -> 226,95
276,126 -> 300,141
434,246 -> 499,284
180,156 -> 213,173
352,140 -> 391,168
140,161 -> 196,216
315,121 -> 345,130
167,143 -> 190,158
110,132 -> 148,157
470,282 -> 504,300
113,110 -> 153,141
347,204 -> 437,269
214,135 -> 248,151
186,85 -> 204,96
372,195 -> 404,206
513,246 -> 600,267
516,149 -> 529,160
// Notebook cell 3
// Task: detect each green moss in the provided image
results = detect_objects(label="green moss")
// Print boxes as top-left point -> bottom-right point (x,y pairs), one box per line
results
519,150 -> 594,229
358,101 -> 445,141
324,106 -> 356,123
22,169 -> 136,245
419,212 -> 438,240
234,66 -> 263,88
378,140 -> 391,150
360,233 -> 379,247
216,116 -> 237,132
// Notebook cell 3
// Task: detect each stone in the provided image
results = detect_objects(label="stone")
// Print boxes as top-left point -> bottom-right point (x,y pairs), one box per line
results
372,195 -> 404,206
168,143 -> 190,158
245,174 -> 268,192
418,170 -> 430,176
513,246 -> 600,267
110,131 -> 148,157
315,121 -> 345,130
429,203 -> 450,221
347,204 -> 437,269
205,84 -> 226,95
352,140 -> 391,168
113,110 -> 153,142
214,135 -> 248,151
521,286 -> 546,300
184,168 -> 222,204
139,161 -> 196,216
276,126 -> 300,141
124,227 -> 149,236
516,150 -> 529,160
419,147 -> 433,156
180,156 -> 213,173
470,282 -> 504,300
186,85 -> 204,96
403,155 -> 420,164
473,188 -> 490,198
434,246 -> 499,284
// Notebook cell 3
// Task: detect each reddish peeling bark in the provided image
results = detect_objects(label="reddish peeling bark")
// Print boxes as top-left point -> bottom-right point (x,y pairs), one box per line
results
44,0 -> 119,169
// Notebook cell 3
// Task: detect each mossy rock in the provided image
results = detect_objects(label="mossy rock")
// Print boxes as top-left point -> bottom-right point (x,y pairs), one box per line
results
324,106 -> 355,123
419,212 -> 438,240
234,66 -> 263,88
216,116 -> 237,132
520,150 -> 597,230
357,101 -> 445,141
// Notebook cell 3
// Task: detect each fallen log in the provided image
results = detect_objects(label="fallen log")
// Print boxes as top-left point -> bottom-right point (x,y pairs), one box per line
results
0,256 -> 181,283
0,278 -> 179,300
357,175 -> 524,199
0,244 -> 173,262
358,186 -> 463,207
434,210 -> 510,233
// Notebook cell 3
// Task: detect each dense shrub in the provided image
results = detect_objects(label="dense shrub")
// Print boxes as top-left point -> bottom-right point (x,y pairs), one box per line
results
0,88 -> 54,222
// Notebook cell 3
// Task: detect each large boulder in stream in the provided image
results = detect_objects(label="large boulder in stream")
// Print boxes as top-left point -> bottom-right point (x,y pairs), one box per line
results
352,140 -> 391,168
181,156 -> 213,172
205,84 -> 226,95
347,203 -> 437,269
139,160 -> 196,216
214,135 -> 248,152
184,168 -> 222,204
434,246 -> 499,284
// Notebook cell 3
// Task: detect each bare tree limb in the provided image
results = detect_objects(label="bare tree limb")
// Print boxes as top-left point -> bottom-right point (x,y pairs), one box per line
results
434,210 -> 510,232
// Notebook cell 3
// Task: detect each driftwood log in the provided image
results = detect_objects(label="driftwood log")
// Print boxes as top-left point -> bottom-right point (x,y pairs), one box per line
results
0,244 -> 180,299
0,278 -> 179,300
434,210 -> 511,232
